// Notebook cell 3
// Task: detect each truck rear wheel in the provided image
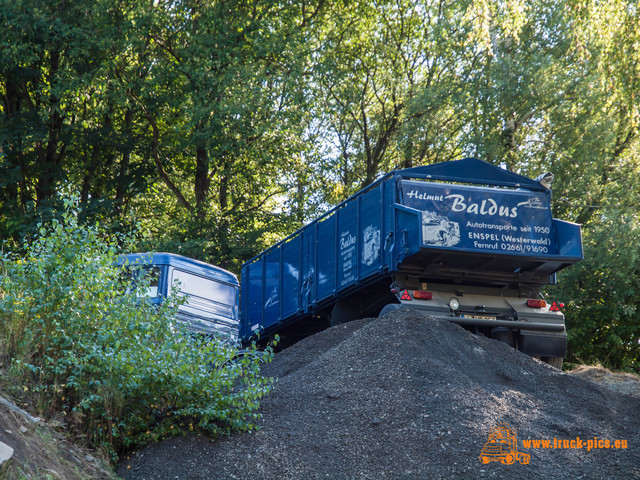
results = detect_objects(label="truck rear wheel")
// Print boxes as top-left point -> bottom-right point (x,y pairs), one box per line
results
534,356 -> 563,369
379,303 -> 402,317
543,357 -> 563,369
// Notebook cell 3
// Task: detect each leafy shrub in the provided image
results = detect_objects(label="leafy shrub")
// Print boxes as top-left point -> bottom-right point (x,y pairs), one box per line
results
549,212 -> 640,373
0,200 -> 274,459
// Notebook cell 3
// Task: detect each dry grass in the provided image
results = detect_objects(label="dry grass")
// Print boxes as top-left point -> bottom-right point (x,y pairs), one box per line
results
567,364 -> 640,398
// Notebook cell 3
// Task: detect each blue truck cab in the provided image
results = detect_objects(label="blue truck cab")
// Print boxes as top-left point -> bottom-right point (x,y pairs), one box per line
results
120,252 -> 240,341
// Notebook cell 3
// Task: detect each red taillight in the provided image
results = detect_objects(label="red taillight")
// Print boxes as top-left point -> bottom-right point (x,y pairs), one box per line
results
549,301 -> 564,312
413,290 -> 433,300
400,290 -> 412,301
527,299 -> 547,308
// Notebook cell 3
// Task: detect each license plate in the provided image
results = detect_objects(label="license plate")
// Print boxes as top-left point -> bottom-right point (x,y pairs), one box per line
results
460,314 -> 497,321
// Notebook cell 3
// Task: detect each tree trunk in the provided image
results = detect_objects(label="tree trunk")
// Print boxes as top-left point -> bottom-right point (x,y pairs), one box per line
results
115,108 -> 133,213
195,145 -> 211,218
35,49 -> 64,204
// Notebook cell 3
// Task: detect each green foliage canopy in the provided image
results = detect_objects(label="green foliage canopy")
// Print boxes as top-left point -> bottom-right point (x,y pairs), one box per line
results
1,0 -> 639,370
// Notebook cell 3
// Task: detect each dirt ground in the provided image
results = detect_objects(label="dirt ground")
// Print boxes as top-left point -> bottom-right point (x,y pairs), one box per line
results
116,309 -> 640,480
0,397 -> 115,480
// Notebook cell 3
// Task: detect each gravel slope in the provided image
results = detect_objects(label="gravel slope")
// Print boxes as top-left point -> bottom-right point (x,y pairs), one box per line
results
118,309 -> 640,479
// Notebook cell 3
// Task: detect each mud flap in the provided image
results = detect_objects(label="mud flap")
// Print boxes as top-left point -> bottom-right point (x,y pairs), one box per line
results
518,331 -> 567,358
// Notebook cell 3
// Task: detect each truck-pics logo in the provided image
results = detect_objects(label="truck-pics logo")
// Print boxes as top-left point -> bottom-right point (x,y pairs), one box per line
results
479,422 -> 530,465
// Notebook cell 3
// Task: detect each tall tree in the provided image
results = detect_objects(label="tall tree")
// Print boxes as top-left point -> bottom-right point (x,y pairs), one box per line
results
309,0 -> 488,204
0,0 -> 154,238
0,0 -> 95,236
113,0 -> 324,268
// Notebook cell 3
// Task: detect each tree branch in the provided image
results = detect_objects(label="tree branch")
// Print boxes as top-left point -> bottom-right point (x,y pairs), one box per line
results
128,91 -> 194,212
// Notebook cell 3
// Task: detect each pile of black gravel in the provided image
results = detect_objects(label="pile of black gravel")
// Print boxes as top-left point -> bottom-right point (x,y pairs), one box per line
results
118,309 -> 640,479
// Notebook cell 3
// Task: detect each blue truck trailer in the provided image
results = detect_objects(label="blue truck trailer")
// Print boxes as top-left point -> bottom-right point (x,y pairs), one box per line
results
124,158 -> 583,368
240,157 -> 582,368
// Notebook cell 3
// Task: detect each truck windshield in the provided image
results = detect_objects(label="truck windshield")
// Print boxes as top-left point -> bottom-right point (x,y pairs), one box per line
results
124,266 -> 161,298
170,269 -> 237,308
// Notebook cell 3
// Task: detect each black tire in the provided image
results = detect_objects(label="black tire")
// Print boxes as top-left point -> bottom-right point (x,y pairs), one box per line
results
379,303 -> 402,317
543,357 -> 563,369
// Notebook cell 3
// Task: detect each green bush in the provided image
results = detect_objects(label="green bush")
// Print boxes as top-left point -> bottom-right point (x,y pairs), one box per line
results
0,200 -> 274,460
549,212 -> 640,373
